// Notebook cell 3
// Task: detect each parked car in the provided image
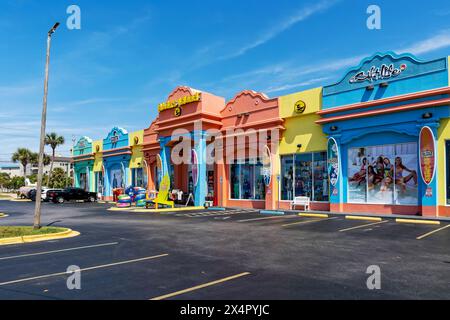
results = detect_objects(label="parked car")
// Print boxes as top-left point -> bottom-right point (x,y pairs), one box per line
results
47,187 -> 97,204
29,188 -> 63,202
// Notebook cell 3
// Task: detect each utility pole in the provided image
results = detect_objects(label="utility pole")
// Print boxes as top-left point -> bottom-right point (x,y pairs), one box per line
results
33,22 -> 60,229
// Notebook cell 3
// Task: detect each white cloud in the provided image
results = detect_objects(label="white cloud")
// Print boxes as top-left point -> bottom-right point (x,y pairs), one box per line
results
265,76 -> 332,93
218,0 -> 340,61
398,30 -> 450,55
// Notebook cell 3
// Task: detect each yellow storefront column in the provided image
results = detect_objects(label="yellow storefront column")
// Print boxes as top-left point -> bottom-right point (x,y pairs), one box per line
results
278,87 -> 329,211
436,59 -> 450,216
92,140 -> 103,195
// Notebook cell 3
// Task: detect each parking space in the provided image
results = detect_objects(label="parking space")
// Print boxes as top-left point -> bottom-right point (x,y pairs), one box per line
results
0,200 -> 449,299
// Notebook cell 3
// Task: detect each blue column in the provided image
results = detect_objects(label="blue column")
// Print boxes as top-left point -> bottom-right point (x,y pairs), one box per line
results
193,131 -> 207,207
328,135 -> 344,211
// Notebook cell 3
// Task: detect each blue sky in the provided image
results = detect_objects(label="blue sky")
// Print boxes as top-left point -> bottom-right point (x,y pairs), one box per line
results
1,0 -> 450,163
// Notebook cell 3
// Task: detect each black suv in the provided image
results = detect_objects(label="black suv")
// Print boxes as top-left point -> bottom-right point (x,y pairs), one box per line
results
47,187 -> 97,204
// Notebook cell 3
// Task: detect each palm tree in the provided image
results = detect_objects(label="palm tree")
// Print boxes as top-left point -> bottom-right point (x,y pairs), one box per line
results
45,132 -> 65,186
11,148 -> 34,177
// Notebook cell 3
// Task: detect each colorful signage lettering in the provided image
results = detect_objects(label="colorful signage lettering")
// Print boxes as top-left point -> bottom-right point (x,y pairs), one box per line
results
349,63 -> 407,83
158,92 -> 201,113
327,137 -> 339,187
419,126 -> 436,185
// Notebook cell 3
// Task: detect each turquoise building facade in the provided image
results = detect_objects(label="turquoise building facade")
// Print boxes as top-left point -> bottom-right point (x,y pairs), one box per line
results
318,52 -> 450,216
73,136 -> 94,191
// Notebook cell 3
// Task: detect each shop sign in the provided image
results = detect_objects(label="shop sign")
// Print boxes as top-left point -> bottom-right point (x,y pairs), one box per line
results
158,92 -> 201,113
262,145 -> 272,187
349,63 -> 407,83
294,100 -> 306,114
419,126 -> 436,185
327,138 -> 339,187
110,131 -> 119,144
78,140 -> 86,148
191,149 -> 199,187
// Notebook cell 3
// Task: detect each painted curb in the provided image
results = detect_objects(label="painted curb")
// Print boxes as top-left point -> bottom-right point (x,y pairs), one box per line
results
134,206 -> 205,213
395,218 -> 440,225
345,215 -> 382,222
10,199 -> 32,202
0,214 -> 8,218
299,213 -> 329,218
207,207 -> 226,211
0,228 -> 80,246
260,210 -> 285,215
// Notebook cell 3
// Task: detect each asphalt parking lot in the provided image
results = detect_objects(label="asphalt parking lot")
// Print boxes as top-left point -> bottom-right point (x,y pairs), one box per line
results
0,200 -> 449,300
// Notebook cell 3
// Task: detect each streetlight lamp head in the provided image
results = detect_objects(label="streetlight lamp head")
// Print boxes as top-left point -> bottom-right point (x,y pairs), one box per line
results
48,22 -> 60,35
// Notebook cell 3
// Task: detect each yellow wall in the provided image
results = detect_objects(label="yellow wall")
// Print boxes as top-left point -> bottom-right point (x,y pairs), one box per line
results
278,87 -> 327,154
438,114 -> 450,208
129,130 -> 144,169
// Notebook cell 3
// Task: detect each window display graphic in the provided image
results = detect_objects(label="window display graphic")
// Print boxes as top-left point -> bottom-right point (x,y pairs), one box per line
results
347,143 -> 418,205
327,138 -> 339,187
419,126 -> 436,185
110,167 -> 124,190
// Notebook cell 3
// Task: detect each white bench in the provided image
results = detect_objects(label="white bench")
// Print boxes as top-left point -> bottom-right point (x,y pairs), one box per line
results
290,196 -> 310,211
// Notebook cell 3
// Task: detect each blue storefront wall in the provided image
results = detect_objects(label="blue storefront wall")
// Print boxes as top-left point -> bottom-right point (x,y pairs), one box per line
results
320,52 -> 450,216
102,127 -> 131,198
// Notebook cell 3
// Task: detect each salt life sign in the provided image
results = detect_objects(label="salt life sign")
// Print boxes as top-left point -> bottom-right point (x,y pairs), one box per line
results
349,63 -> 407,83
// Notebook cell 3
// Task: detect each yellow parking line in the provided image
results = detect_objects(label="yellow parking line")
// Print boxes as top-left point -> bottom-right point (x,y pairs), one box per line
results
298,213 -> 329,218
282,217 -> 338,227
150,272 -> 251,300
396,219 -> 440,225
345,215 -> 382,222
339,220 -> 388,232
0,253 -> 168,286
416,224 -> 450,240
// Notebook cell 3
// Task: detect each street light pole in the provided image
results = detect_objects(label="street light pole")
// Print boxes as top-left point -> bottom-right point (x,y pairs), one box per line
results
33,22 -> 60,229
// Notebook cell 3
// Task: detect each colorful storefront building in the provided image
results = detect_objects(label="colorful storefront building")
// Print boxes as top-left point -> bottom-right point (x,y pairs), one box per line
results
318,52 -> 450,217
73,136 -> 94,191
74,52 -> 450,217
73,128 -> 146,200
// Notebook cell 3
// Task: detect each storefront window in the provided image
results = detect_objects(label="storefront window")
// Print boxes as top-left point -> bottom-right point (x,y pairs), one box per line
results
280,152 -> 329,202
230,160 -> 265,200
95,172 -> 103,194
347,142 -> 418,205
79,172 -> 87,191
132,168 -> 145,188
446,141 -> 450,205
295,154 -> 312,199
281,156 -> 294,200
